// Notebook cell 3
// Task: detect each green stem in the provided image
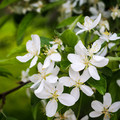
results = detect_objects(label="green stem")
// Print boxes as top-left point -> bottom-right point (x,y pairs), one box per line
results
77,92 -> 83,120
85,32 -> 89,47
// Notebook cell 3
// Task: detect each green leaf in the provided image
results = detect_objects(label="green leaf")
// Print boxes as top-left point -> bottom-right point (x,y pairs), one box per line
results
0,0 -> 20,9
0,15 -> 10,28
60,60 -> 70,71
57,16 -> 77,29
41,0 -> 65,13
16,12 -> 36,45
0,67 -> 12,77
69,15 -> 83,31
60,29 -> 78,47
87,75 -> 107,95
6,117 -> 18,120
99,67 -> 113,77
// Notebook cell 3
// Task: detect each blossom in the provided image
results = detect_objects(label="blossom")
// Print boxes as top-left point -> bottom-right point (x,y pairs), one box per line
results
21,68 -> 29,82
68,40 -> 109,80
16,35 -> 40,68
35,82 -> 76,117
29,62 -> 59,93
95,31 -> 120,56
31,1 -> 43,13
50,38 -> 64,50
89,1 -> 110,19
59,67 -> 94,102
89,93 -> 120,120
76,13 -> 101,35
116,79 -> 120,87
54,109 -> 76,120
111,5 -> 120,20
43,44 -> 61,68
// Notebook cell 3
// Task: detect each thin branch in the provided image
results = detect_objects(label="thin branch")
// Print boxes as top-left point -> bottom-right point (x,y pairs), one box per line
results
0,81 -> 31,109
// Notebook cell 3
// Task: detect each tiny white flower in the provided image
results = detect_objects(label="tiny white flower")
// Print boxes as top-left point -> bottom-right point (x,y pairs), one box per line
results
29,62 -> 59,92
31,1 -> 43,13
35,82 -> 76,117
54,109 -> 76,120
80,115 -> 89,120
68,40 -> 109,80
76,13 -> 101,35
59,67 -> 94,102
21,68 -> 30,82
89,93 -> 120,120
50,38 -> 64,50
89,1 -> 110,19
95,31 -> 120,42
16,35 -> 41,68
111,5 -> 120,20
43,44 -> 61,68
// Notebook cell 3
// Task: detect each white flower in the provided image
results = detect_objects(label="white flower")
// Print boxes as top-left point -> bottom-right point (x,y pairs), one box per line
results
89,93 -> 120,120
99,19 -> 109,33
35,82 -> 76,117
111,5 -> 120,20
89,1 -> 110,19
50,38 -> 64,50
80,115 -> 89,120
54,109 -> 76,120
95,31 -> 120,42
68,40 -> 109,80
16,35 -> 40,68
43,44 -> 61,68
59,67 -> 94,102
31,1 -> 43,13
29,62 -> 59,93
76,13 -> 101,35
21,68 -> 29,82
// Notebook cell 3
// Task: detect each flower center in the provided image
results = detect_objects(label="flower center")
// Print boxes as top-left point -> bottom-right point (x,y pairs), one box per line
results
51,91 -> 59,100
75,80 -> 83,88
103,31 -> 110,36
102,107 -> 111,119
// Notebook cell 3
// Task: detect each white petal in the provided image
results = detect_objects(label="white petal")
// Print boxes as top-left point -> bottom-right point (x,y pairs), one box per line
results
67,54 -> 82,64
91,13 -> 101,29
34,80 -> 44,93
50,53 -> 61,61
89,7 -> 98,15
77,22 -> 85,29
64,109 -> 76,120
52,65 -> 60,76
31,34 -> 41,55
89,111 -> 102,118
80,115 -> 89,120
56,83 -> 64,95
109,33 -> 120,41
29,74 -> 41,83
116,80 -> 120,87
58,93 -> 76,106
69,67 -> 80,80
30,56 -> 38,68
46,99 -> 58,117
103,93 -> 112,108
91,100 -> 103,111
108,43 -> 115,49
91,55 -> 109,67
70,87 -> 80,102
108,102 -> 120,112
97,46 -> 107,57
88,65 -> 100,80
43,56 -> 51,68
37,62 -> 43,73
44,82 -> 55,93
71,63 -> 85,72
76,29 -> 85,35
35,89 -> 52,99
80,85 -> 94,96
90,40 -> 101,53
80,69 -> 90,83
59,77 -> 75,87
46,75 -> 58,83
16,53 -> 33,62
46,61 -> 54,74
